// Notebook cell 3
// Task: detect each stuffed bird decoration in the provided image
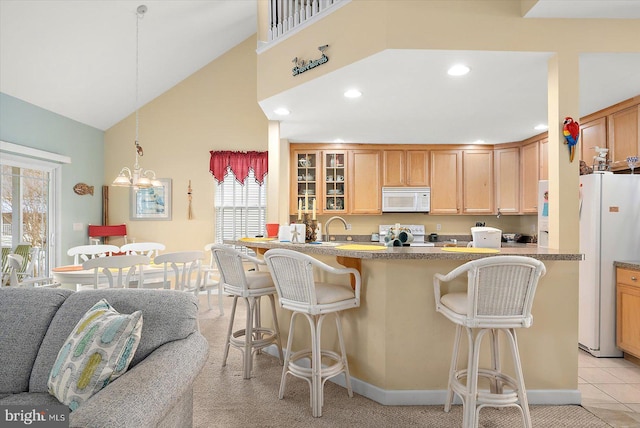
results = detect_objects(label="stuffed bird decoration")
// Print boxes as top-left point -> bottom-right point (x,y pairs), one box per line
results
563,117 -> 580,162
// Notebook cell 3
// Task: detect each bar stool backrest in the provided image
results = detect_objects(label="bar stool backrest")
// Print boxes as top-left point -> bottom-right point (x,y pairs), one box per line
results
435,256 -> 546,329
211,245 -> 263,297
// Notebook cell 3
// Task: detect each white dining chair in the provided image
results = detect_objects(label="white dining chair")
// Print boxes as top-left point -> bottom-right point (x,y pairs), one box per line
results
154,251 -> 204,293
202,243 -> 224,314
82,254 -> 150,289
67,244 -> 120,265
120,242 -> 165,258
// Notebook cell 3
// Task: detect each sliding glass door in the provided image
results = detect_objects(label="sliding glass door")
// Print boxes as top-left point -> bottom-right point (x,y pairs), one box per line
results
1,156 -> 58,277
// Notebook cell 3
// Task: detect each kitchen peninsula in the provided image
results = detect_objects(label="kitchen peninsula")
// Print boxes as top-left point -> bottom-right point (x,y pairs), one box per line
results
231,239 -> 583,406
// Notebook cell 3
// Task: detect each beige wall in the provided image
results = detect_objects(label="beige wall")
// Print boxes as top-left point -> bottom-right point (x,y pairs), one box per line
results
104,36 -> 268,252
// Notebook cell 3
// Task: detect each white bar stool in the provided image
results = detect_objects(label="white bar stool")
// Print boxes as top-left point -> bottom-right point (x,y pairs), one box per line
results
433,256 -> 546,428
211,245 -> 283,379
264,249 -> 361,418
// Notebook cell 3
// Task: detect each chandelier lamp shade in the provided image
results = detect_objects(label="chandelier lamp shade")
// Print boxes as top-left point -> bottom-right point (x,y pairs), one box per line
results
112,4 -> 160,188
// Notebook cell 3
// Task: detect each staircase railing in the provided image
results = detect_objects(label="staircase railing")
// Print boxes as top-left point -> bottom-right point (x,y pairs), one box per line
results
267,0 -> 347,42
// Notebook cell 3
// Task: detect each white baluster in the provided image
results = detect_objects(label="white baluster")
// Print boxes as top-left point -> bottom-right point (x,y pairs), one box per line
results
283,0 -> 289,32
305,0 -> 311,21
294,0 -> 300,26
313,0 -> 319,15
277,0 -> 283,37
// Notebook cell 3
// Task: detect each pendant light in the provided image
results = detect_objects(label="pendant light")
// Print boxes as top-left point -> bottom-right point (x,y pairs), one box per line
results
112,4 -> 160,188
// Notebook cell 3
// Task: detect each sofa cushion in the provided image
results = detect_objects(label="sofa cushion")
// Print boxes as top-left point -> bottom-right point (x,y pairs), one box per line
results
30,289 -> 199,392
48,299 -> 143,410
0,288 -> 73,394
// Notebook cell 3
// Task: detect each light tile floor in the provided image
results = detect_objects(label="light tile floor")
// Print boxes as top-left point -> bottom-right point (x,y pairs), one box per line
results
579,349 -> 640,427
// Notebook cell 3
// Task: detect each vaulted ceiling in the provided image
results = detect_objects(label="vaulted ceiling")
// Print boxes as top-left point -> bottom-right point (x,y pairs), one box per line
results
1,1 -> 639,145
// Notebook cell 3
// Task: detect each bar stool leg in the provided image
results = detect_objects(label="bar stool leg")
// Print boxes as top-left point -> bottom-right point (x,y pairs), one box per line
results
279,312 -> 299,399
268,294 -> 284,364
334,312 -> 353,397
489,329 -> 502,395
445,324 -> 463,412
243,296 -> 256,379
222,296 -> 239,367
310,313 -> 323,417
506,328 -> 532,428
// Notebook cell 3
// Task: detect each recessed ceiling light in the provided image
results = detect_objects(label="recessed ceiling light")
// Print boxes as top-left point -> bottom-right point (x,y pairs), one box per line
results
274,108 -> 290,116
447,64 -> 470,76
471,139 -> 485,145
344,89 -> 362,98
333,138 -> 345,143
534,124 -> 548,131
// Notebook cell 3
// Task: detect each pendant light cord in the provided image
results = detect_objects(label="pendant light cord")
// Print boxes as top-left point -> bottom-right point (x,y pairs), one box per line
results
134,5 -> 145,170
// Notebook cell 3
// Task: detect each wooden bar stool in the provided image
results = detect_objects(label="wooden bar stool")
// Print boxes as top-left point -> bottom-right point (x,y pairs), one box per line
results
433,256 -> 546,428
264,249 -> 361,417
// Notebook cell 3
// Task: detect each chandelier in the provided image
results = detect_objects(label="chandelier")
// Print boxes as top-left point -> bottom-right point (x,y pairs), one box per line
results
112,5 -> 160,188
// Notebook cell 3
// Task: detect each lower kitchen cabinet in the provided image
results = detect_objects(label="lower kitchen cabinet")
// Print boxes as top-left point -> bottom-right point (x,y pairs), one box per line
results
617,267 -> 640,359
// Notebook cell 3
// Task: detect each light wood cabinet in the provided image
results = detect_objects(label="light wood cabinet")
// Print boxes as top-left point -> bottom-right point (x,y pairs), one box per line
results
322,150 -> 347,213
608,105 -> 640,171
617,267 -> 640,359
382,149 -> 429,186
520,141 -> 539,214
348,150 -> 381,214
462,150 -> 493,214
494,147 -> 520,214
539,138 -> 548,181
291,150 -> 321,214
430,150 -> 462,214
580,117 -> 607,166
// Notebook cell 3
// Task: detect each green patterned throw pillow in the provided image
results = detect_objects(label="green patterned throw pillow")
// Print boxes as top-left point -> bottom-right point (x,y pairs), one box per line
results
48,299 -> 143,411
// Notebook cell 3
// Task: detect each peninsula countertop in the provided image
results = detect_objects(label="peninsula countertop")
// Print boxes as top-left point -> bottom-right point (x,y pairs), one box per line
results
229,239 -> 583,261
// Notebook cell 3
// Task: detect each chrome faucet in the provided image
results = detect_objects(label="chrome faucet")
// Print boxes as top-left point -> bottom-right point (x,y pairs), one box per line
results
324,216 -> 351,242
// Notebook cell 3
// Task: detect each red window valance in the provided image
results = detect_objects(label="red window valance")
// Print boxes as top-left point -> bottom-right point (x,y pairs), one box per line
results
209,151 -> 268,185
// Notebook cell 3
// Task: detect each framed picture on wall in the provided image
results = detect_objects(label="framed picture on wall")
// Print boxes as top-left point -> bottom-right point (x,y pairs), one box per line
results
130,178 -> 172,221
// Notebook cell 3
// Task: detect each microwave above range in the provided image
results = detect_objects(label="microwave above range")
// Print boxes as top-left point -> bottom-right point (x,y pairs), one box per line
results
381,187 -> 430,213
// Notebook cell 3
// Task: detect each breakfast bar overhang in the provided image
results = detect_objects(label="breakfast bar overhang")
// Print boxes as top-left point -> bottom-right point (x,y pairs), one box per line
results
230,240 -> 583,406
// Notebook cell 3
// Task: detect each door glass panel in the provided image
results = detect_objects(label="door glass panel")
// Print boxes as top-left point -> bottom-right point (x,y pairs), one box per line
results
1,164 -> 51,276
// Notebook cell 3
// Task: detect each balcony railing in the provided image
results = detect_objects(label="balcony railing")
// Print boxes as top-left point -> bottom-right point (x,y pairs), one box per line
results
267,0 -> 347,42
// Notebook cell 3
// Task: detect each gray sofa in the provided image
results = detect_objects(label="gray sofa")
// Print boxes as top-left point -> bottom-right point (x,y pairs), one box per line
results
0,287 -> 209,428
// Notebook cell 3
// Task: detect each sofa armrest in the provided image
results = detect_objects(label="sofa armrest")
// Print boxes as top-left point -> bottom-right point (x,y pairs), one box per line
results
69,332 -> 209,428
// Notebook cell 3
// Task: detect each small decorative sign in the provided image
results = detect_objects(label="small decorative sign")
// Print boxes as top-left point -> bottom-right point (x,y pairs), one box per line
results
292,45 -> 329,76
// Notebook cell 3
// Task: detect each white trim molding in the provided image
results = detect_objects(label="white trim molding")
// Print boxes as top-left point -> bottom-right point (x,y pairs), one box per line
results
0,140 -> 71,164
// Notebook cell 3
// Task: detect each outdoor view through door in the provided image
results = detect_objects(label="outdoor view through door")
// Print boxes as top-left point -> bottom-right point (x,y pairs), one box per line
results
1,164 -> 51,278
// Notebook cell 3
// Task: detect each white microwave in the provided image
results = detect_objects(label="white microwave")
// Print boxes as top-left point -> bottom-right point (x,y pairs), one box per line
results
381,187 -> 430,213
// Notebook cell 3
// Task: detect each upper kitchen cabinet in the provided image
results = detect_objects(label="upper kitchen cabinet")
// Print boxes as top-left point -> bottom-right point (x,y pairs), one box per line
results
462,149 -> 494,214
430,150 -> 462,214
382,149 -> 429,187
494,147 -> 520,214
520,140 -> 539,214
291,150 -> 320,214
580,117 -> 607,167
539,138 -> 548,181
323,150 -> 347,213
348,150 -> 382,214
608,105 -> 640,171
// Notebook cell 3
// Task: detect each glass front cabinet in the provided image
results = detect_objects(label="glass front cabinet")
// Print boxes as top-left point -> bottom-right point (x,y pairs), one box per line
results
323,151 -> 347,213
291,150 -> 320,215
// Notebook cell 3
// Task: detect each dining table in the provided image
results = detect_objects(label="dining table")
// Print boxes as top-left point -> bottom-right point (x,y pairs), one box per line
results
52,263 -> 168,289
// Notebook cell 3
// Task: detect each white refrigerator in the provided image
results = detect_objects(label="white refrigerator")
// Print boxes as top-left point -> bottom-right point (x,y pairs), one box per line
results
579,173 -> 640,357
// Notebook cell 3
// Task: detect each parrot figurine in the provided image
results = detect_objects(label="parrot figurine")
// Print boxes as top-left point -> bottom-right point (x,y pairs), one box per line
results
563,117 -> 580,162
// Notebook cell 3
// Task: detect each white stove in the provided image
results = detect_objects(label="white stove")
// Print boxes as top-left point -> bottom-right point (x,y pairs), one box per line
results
378,224 -> 434,247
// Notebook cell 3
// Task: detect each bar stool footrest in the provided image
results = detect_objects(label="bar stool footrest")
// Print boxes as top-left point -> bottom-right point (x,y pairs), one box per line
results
230,327 -> 278,351
451,368 -> 521,406
287,349 -> 346,381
